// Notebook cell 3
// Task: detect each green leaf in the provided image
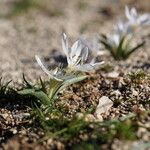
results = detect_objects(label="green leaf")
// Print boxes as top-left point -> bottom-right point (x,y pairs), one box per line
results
39,77 -> 47,93
100,40 -> 117,59
100,40 -> 113,51
116,36 -> 126,59
23,74 -> 33,88
126,41 -> 145,57
48,75 -> 87,101
58,75 -> 87,93
0,78 -> 12,96
48,79 -> 62,100
18,89 -> 50,105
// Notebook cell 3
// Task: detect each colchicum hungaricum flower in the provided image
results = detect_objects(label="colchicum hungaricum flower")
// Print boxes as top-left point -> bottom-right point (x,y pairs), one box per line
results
114,21 -> 132,37
62,33 -> 104,72
35,33 -> 104,100
100,20 -> 145,60
125,6 -> 150,27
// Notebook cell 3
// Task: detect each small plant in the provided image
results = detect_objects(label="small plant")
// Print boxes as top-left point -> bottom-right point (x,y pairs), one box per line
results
10,0 -> 64,17
17,33 -> 142,145
34,108 -> 138,145
100,6 -> 150,60
62,33 -> 104,72
100,28 -> 145,60
11,0 -> 38,15
128,71 -> 149,84
17,34 -> 105,142
19,33 -> 104,112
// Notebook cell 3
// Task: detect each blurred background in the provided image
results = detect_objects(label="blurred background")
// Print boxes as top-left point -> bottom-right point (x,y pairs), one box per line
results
0,0 -> 149,82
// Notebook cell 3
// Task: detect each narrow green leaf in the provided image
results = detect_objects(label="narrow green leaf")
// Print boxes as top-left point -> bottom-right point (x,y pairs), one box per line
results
57,75 -> 87,95
39,77 -> 47,93
18,89 -> 50,105
100,40 -> 113,51
23,73 -> 33,88
48,79 -> 62,100
100,40 -> 117,59
126,41 -> 145,57
48,75 -> 87,101
116,36 -> 126,59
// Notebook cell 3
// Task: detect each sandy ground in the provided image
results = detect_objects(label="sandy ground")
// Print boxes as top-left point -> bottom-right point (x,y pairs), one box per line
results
0,0 -> 150,150
0,0 -> 149,83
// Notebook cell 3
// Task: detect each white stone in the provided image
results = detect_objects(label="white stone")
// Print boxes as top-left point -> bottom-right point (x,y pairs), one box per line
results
95,96 -> 113,119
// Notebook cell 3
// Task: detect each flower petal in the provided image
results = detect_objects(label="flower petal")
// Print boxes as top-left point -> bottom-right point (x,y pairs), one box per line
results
81,47 -> 89,62
62,33 -> 69,55
71,40 -> 82,57
35,55 -> 62,81
76,61 -> 104,72
138,14 -> 150,25
125,6 -> 132,20
70,40 -> 84,65
125,6 -> 137,22
130,7 -> 137,19
62,33 -> 73,65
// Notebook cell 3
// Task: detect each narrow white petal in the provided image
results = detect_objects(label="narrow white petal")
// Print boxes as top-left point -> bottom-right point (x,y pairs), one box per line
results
125,6 -> 132,20
117,21 -> 124,31
76,64 -> 94,72
91,61 -> 105,69
138,14 -> 150,25
62,33 -> 69,55
125,6 -> 137,22
76,61 -> 104,72
108,34 -> 120,47
130,7 -> 137,19
62,33 -> 72,65
82,47 -> 89,62
53,67 -> 59,75
35,55 -> 62,81
71,40 -> 82,57
71,40 -> 78,54
35,55 -> 52,76
71,40 -> 83,64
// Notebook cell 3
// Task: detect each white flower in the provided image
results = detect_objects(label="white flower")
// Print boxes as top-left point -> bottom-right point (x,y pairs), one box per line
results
35,55 -> 64,81
114,21 -> 132,36
107,22 -> 126,47
125,6 -> 150,26
108,32 -> 133,49
107,20 -> 133,48
108,33 -> 120,47
62,33 -> 104,72
106,22 -> 133,49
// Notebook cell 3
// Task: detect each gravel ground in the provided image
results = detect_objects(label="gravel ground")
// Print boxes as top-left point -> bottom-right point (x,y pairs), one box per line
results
0,0 -> 150,150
